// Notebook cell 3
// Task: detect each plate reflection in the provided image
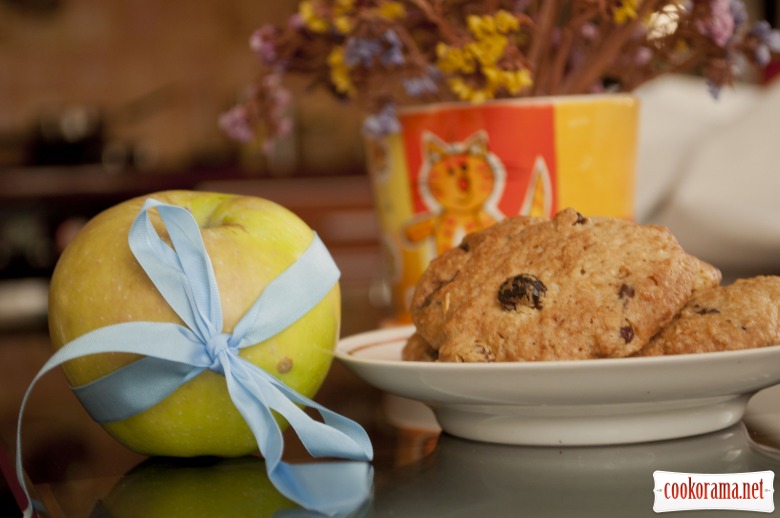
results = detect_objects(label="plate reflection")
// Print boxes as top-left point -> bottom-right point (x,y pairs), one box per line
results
374,424 -> 780,517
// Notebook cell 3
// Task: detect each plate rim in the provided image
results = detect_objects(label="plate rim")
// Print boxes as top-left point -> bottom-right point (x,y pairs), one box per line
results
334,326 -> 780,445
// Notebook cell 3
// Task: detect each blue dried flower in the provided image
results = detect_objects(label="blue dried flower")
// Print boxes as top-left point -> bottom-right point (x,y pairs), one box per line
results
706,79 -> 722,99
344,36 -> 383,68
729,0 -> 748,31
362,103 -> 401,138
402,66 -> 441,97
402,76 -> 437,97
751,20 -> 780,66
380,30 -> 405,66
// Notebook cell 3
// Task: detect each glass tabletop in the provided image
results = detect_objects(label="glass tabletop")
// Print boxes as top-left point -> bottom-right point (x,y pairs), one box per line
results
5,342 -> 780,518
10,393 -> 780,518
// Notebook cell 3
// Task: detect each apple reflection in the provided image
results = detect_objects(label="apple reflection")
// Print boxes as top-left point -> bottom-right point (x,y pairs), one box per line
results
92,456 -> 372,518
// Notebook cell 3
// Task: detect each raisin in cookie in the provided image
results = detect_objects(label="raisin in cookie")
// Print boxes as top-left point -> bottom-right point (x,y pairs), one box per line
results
407,208 -> 721,362
638,276 -> 780,356
411,214 -> 546,340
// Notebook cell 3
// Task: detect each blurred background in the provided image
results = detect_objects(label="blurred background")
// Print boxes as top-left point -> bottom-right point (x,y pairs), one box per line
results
0,0 -> 370,174
0,0 -> 397,333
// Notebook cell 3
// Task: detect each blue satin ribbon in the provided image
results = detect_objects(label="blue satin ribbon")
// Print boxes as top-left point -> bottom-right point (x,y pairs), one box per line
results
16,198 -> 374,517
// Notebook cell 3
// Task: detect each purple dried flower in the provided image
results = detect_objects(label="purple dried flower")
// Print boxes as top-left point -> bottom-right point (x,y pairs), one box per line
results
344,36 -> 383,67
697,0 -> 735,48
634,47 -> 653,66
270,88 -> 292,115
260,73 -> 294,138
218,105 -> 255,143
288,13 -> 305,30
581,23 -> 598,41
249,25 -> 278,65
362,103 -> 401,138
380,30 -> 405,66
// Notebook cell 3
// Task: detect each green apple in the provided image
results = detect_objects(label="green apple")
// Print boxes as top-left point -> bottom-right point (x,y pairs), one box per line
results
48,190 -> 341,457
98,456 -> 299,517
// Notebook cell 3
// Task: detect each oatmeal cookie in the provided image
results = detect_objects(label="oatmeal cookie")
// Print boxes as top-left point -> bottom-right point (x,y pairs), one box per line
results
638,276 -> 780,356
407,208 -> 721,362
401,332 -> 438,362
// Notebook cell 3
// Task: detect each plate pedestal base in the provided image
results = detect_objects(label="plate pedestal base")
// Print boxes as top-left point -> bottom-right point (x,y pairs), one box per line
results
434,395 -> 751,446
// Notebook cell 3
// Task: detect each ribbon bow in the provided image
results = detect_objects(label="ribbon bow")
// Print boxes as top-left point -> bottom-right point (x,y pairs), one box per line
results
16,198 -> 374,517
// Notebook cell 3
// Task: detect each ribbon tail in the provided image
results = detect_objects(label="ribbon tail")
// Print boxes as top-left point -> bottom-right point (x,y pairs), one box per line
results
222,356 -> 373,516
15,321 -> 212,518
236,359 -> 373,461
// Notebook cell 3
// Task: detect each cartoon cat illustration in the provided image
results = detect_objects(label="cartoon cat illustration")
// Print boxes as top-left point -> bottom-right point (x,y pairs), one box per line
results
404,130 -> 505,255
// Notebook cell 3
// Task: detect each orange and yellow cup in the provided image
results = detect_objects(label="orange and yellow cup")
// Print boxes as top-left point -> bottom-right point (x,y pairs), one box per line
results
365,94 -> 639,323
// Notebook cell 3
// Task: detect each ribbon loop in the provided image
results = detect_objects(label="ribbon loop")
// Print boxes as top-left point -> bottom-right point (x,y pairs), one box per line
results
129,199 -> 224,340
16,197 -> 374,518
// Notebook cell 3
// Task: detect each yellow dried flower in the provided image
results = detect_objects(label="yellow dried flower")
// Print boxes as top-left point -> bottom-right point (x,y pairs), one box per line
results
466,35 -> 508,66
333,0 -> 356,32
327,47 -> 356,96
449,77 -> 494,103
467,14 -> 497,39
299,1 -> 329,33
333,16 -> 353,34
494,10 -> 520,33
613,0 -> 640,25
499,68 -> 533,94
468,10 -> 519,38
378,1 -> 406,20
436,43 -> 476,74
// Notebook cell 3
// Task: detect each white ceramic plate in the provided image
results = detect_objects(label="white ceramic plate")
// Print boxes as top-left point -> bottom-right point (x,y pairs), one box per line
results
335,325 -> 780,446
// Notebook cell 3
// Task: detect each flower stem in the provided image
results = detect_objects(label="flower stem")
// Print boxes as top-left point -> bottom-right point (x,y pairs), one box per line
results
560,0 -> 665,94
528,0 -> 560,92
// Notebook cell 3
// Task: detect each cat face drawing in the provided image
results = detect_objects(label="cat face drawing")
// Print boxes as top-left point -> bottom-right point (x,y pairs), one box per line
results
404,130 -> 506,255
